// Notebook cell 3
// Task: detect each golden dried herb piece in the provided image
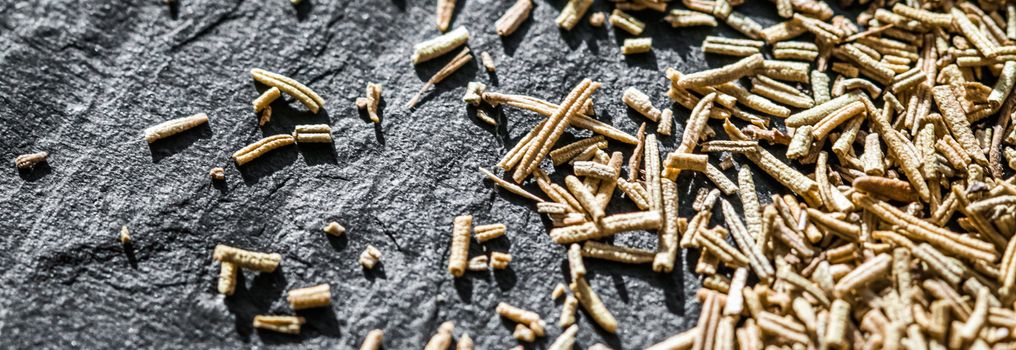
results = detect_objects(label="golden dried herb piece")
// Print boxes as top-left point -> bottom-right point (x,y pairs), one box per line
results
833,253 -> 891,298
703,36 -> 764,57
232,134 -> 296,166
851,193 -> 996,262
951,8 -> 997,59
581,240 -> 655,264
483,91 -> 637,144
773,41 -> 818,61
118,225 -> 132,246
662,92 -> 715,180
217,261 -> 237,296
253,87 -> 280,126
622,87 -> 661,121
513,324 -> 535,342
663,153 -> 708,172
589,12 -> 606,27
550,211 -> 661,244
253,315 -> 305,335
287,283 -> 331,310
14,151 -> 47,170
721,199 -> 773,282
359,329 -> 384,350
551,283 -> 567,300
323,221 -> 346,236
478,167 -> 544,202
457,333 -> 473,350
550,136 -> 606,165
548,325 -> 578,350
407,48 -> 474,109
679,54 -> 763,88
573,161 -> 618,180
448,215 -> 471,277
646,328 -> 696,350
209,167 -> 225,181
622,38 -> 653,55
496,302 -> 543,332
811,101 -> 865,141
474,223 -> 506,242
466,255 -> 489,271
932,85 -> 988,165
435,0 -> 455,32
657,109 -> 673,136
644,133 -> 663,214
609,9 -> 646,35
617,178 -> 651,210
513,79 -> 601,182
786,90 -> 863,127
988,61 -> 1016,110
565,175 -> 604,222
724,12 -> 764,39
144,113 -> 209,143
463,82 -> 486,106
293,124 -> 332,143
495,0 -> 532,36
810,70 -> 830,104
556,0 -> 593,30
213,244 -> 282,273
424,321 -> 454,350
411,26 -> 470,64
480,52 -> 496,73
251,69 -> 325,113
490,251 -> 512,269
664,9 -> 718,27
559,295 -> 579,328
758,59 -> 810,83
359,245 -> 382,269
786,125 -> 813,159
571,277 -> 617,333
365,83 -> 382,123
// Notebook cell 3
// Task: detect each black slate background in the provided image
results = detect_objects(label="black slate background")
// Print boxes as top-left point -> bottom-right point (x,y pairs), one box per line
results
0,0 -> 793,348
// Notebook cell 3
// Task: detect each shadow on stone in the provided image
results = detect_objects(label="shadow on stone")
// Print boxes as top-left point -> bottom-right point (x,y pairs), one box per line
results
486,68 -> 499,86
363,262 -> 387,281
123,242 -> 138,269
298,142 -> 338,165
623,50 -> 659,70
373,120 -> 385,145
450,0 -> 467,29
493,266 -> 518,291
149,123 -> 212,163
212,177 -> 229,194
256,328 -> 302,344
610,273 -> 630,303
297,307 -> 342,339
658,268 -> 687,315
18,162 -> 51,182
236,143 -> 298,185
499,8 -> 534,57
225,267 -> 288,339
294,0 -> 313,22
168,0 -> 179,20
453,276 -> 473,303
326,233 -> 348,252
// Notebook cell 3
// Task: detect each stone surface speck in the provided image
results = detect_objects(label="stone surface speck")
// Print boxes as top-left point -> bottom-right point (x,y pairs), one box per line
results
1,0 -> 791,348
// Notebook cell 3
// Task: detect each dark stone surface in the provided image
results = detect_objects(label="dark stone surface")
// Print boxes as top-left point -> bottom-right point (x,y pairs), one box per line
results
0,0 -> 791,348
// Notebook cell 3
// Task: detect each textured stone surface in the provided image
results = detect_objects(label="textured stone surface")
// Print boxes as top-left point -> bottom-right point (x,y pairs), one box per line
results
0,0 -> 788,348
